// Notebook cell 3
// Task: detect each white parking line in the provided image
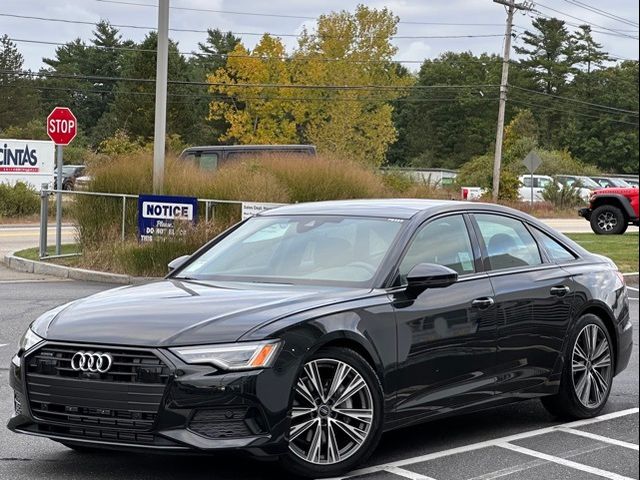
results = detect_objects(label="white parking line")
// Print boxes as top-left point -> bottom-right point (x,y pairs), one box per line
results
627,286 -> 639,292
384,466 -> 436,480
333,408 -> 639,480
497,442 -> 635,480
0,343 -> 7,348
557,427 -> 639,451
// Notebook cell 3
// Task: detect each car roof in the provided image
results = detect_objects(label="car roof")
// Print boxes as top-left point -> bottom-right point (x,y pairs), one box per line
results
260,198 -> 493,219
182,144 -> 314,152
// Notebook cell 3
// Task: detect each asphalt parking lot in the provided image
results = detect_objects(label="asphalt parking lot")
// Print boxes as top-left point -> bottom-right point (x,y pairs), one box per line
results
0,278 -> 637,480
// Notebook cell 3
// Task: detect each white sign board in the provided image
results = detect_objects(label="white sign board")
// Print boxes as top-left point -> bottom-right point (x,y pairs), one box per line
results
242,202 -> 286,220
0,139 -> 55,190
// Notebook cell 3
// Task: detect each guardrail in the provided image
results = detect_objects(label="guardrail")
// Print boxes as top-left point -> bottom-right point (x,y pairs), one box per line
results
39,186 -> 246,260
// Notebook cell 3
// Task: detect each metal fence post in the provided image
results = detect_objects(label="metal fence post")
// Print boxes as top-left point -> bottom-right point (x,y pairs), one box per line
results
39,183 -> 49,258
204,201 -> 209,223
121,196 -> 127,242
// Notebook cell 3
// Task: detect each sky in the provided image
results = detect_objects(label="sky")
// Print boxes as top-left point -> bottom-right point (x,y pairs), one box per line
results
1,0 -> 639,72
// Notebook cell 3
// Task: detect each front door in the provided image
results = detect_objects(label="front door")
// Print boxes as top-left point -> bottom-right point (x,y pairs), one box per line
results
390,214 -> 497,426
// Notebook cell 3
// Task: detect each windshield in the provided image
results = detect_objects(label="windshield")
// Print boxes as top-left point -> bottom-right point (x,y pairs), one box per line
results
176,215 -> 404,287
577,176 -> 600,188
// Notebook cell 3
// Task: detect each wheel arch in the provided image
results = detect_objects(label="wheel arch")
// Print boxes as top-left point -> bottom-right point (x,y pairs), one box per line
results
592,195 -> 634,221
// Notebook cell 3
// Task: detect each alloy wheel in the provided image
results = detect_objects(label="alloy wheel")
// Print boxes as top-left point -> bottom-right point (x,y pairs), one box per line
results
596,212 -> 617,232
288,358 -> 374,465
572,324 -> 612,408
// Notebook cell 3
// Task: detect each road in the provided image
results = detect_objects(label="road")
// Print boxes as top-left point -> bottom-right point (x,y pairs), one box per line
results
0,224 -> 75,257
0,272 -> 637,480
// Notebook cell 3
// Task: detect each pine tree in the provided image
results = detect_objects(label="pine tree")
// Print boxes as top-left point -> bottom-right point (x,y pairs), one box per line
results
0,35 -> 39,131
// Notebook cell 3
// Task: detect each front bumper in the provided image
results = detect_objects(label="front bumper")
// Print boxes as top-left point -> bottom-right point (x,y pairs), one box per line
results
578,207 -> 591,220
7,341 -> 295,457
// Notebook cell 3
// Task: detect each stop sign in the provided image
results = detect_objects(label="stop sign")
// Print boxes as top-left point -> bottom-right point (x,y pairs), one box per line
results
47,107 -> 77,145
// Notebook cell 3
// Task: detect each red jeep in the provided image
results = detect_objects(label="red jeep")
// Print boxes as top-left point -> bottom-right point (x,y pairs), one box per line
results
579,187 -> 639,234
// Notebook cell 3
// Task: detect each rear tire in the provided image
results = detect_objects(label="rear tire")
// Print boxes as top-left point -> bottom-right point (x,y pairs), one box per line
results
280,347 -> 384,478
541,314 -> 614,420
590,205 -> 627,234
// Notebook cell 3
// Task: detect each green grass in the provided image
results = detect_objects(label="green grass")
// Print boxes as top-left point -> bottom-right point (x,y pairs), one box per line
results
15,244 -> 81,266
567,233 -> 639,273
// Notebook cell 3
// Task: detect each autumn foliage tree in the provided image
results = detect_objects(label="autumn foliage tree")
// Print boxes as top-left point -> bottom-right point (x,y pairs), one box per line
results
207,5 -> 413,166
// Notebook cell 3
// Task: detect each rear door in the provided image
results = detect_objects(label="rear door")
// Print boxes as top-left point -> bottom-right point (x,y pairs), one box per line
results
470,213 -> 574,395
390,214 -> 498,424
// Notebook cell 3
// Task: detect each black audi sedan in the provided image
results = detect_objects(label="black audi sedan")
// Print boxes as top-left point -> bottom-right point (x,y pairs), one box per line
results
8,199 -> 633,478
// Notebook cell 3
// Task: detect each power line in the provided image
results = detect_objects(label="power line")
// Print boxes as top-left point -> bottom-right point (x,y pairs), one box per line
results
8,37 -> 504,66
525,11 -> 639,40
560,0 -> 639,29
508,98 -> 639,126
0,13 -> 505,40
93,0 -> 508,27
510,85 -> 639,115
0,83 -> 501,104
2,69 -> 500,91
533,3 -> 639,40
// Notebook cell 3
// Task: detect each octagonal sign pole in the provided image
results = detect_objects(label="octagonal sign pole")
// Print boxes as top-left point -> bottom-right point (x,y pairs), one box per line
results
46,107 -> 78,255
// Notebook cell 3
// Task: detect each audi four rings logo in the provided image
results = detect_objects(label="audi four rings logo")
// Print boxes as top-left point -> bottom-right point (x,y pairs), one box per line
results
71,351 -> 113,373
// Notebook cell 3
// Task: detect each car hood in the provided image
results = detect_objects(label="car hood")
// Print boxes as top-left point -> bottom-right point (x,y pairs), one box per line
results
33,280 -> 372,347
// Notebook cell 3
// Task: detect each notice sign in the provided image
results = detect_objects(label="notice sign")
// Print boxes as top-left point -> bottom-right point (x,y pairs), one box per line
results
241,202 -> 286,220
138,194 -> 198,242
0,138 -> 55,189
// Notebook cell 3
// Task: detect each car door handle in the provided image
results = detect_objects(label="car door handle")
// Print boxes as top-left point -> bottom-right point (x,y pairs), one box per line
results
471,297 -> 495,309
550,286 -> 570,297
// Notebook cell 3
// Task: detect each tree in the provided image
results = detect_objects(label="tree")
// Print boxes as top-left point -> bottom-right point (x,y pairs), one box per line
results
104,32 -> 198,143
573,25 -> 610,75
515,18 -> 576,95
208,6 -> 413,165
0,35 -> 39,131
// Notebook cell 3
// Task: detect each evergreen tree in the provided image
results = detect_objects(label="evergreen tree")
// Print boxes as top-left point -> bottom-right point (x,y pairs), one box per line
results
0,35 -> 39,131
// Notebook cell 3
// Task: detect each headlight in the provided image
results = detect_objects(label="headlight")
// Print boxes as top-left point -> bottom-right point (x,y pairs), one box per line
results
19,328 -> 43,354
170,340 -> 281,370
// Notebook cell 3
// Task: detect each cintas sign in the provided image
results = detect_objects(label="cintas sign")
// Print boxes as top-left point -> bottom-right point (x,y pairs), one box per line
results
0,139 -> 55,188
47,107 -> 77,146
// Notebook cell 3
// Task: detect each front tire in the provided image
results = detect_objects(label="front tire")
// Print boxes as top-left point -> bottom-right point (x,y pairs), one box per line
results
541,314 -> 614,419
280,347 -> 383,478
590,205 -> 627,234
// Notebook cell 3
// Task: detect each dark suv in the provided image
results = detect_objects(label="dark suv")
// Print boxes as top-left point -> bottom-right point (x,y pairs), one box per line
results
179,144 -> 316,170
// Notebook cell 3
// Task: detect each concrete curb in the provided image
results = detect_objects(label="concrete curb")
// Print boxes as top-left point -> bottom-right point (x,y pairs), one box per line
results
623,272 -> 638,284
2,253 -> 142,285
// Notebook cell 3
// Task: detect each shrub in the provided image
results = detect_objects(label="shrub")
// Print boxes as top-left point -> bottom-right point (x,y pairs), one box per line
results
542,181 -> 584,209
0,182 -> 39,217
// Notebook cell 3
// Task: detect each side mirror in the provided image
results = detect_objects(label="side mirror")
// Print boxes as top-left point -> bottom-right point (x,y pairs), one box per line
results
168,255 -> 190,273
406,263 -> 458,295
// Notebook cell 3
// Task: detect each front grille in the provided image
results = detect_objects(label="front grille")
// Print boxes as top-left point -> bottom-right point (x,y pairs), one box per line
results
25,344 -> 171,436
14,393 -> 23,415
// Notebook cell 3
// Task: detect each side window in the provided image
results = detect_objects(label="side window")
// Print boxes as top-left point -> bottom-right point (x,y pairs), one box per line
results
399,215 -> 475,278
522,177 -> 532,187
533,229 -> 577,263
199,153 -> 218,170
475,214 -> 542,270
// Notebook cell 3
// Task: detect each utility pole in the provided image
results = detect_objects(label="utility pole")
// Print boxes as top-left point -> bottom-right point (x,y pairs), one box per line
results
491,0 -> 531,202
153,0 -> 169,194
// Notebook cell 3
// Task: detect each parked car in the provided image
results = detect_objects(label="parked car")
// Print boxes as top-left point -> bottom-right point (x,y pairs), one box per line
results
555,175 -> 600,202
518,174 -> 555,202
9,199 -> 632,478
53,164 -> 85,190
589,176 -> 631,189
579,187 -> 640,234
179,144 -> 317,170
622,178 -> 639,188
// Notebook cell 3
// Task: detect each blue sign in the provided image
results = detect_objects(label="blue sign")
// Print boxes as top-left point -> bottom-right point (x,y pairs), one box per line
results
137,194 -> 198,242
